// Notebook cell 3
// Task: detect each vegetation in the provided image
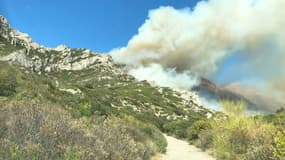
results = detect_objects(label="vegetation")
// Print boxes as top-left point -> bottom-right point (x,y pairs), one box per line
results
263,108 -> 285,126
273,131 -> 285,160
0,36 -> 23,56
186,120 -> 212,143
0,64 -> 17,97
0,59 -> 168,159
0,101 -> 164,160
187,100 -> 285,160
212,114 -> 275,160
264,108 -> 285,160
1,36 -> 206,159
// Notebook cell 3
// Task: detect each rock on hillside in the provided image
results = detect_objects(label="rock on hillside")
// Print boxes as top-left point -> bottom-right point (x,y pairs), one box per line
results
0,16 -> 119,75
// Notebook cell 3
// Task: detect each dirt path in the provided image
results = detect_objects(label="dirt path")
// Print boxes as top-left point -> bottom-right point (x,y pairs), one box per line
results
160,135 -> 215,160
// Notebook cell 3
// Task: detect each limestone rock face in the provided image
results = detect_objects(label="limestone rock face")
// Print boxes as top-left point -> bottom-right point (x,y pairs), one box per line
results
0,46 -> 118,75
0,15 -> 41,54
0,16 -> 10,39
0,15 -> 118,75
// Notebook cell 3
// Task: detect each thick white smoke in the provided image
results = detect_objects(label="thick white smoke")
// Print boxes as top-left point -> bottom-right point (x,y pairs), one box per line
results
110,0 -> 285,108
129,64 -> 199,90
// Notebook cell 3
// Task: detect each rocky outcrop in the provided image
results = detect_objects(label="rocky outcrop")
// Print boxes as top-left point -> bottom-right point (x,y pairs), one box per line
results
45,50 -> 114,72
0,49 -> 35,69
0,15 -> 41,54
0,46 -> 117,75
0,15 -> 119,75
0,16 -> 10,39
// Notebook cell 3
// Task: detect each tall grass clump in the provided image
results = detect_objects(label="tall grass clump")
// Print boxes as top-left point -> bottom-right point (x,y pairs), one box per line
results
212,100 -> 277,160
187,100 -> 284,160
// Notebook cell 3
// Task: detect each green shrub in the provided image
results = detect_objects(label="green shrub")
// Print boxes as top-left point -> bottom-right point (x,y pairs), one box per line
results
213,117 -> 276,160
263,109 -> 285,127
163,120 -> 197,138
194,129 -> 214,150
211,100 -> 276,160
0,65 -> 17,97
78,102 -> 93,116
186,120 -> 212,142
273,131 -> 285,160
120,115 -> 167,153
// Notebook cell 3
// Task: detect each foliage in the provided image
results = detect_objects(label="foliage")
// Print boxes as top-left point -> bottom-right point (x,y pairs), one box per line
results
263,109 -> 285,127
78,102 -> 93,117
212,116 -> 276,160
186,120 -> 212,142
220,100 -> 246,117
194,129 -> 214,150
0,101 -> 158,160
273,131 -> 285,160
0,64 -> 17,97
209,100 -> 277,160
189,100 -> 281,160
0,36 -> 213,159
119,115 -> 167,153
0,62 -> 207,141
163,120 -> 198,138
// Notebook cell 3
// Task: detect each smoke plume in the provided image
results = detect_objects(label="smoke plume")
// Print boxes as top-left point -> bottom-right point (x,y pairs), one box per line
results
110,0 -> 285,109
129,64 -> 199,90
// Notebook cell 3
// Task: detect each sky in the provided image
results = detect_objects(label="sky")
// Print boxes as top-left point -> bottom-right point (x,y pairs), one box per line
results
0,0 -> 199,52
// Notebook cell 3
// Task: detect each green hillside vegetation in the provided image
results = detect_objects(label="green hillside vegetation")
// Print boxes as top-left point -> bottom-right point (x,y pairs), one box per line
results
0,35 -> 209,159
263,108 -> 285,127
0,64 -> 17,97
0,35 -> 210,134
0,60 -> 167,160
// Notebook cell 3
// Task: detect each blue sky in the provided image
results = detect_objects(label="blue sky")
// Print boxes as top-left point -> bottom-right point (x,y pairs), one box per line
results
0,0 -> 199,52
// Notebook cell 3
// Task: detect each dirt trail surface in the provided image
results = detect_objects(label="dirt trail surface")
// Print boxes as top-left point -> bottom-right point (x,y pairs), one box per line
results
161,135 -> 215,160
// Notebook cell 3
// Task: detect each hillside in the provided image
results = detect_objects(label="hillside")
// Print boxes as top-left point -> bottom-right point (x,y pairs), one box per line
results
0,15 -> 214,159
0,15 -> 212,125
